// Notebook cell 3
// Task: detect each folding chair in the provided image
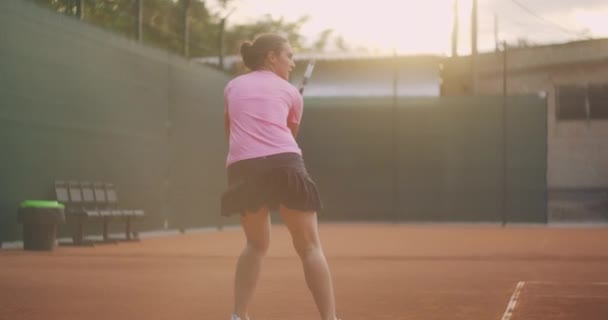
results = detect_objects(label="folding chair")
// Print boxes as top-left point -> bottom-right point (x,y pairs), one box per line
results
54,180 -> 75,245
81,181 -> 116,244
65,180 -> 99,245
105,183 -> 144,241
93,181 -> 125,240
54,180 -> 70,205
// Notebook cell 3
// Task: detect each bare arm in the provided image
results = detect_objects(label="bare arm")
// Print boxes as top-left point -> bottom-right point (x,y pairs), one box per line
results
224,112 -> 230,141
287,95 -> 302,138
287,121 -> 299,138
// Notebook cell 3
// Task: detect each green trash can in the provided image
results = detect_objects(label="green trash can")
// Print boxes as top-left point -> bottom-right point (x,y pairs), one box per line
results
17,200 -> 65,251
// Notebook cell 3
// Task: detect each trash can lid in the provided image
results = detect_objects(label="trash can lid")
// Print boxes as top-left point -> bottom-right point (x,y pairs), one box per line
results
19,200 -> 65,209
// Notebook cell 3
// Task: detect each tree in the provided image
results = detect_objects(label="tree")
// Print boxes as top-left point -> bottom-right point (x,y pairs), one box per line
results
28,0 -> 331,59
222,14 -> 310,55
334,36 -> 349,52
85,0 -> 138,38
33,0 -> 77,15
313,29 -> 333,52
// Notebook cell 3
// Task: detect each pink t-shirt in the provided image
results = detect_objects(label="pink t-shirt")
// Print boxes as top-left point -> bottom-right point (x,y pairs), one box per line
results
224,70 -> 304,167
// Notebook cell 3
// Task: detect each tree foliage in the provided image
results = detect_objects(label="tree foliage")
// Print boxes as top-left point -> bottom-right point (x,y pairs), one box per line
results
29,0 -> 336,58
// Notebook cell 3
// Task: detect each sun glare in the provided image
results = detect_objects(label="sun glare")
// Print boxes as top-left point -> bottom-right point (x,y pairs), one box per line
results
233,0 -> 458,55
231,0 -> 608,55
320,0 -> 456,54
343,0 -> 452,54
571,7 -> 608,36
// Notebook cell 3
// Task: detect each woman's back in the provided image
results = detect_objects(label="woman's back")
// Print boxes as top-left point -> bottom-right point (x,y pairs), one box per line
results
224,70 -> 303,166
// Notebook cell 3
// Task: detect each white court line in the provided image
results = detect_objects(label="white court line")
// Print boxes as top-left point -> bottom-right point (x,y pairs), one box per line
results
527,281 -> 608,286
522,294 -> 608,299
501,281 -> 526,320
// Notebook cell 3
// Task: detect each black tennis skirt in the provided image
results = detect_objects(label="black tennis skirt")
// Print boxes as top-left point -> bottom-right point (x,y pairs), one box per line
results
220,152 -> 323,216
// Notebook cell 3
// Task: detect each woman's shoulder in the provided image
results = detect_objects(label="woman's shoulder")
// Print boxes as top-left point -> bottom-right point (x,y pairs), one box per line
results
226,71 -> 262,87
280,78 -> 301,97
227,72 -> 247,84
226,71 -> 299,96
225,74 -> 247,94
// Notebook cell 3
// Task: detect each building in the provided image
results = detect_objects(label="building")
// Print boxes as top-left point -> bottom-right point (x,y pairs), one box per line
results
442,38 -> 608,221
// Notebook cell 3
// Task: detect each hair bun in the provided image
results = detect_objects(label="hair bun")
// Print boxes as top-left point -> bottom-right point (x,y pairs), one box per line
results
239,34 -> 287,71
240,41 -> 253,56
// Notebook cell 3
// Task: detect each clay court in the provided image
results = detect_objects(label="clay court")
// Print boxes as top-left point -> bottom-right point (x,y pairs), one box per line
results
2,223 -> 608,320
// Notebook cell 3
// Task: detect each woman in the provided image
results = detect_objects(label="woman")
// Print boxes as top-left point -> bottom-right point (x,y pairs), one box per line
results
221,33 -> 340,320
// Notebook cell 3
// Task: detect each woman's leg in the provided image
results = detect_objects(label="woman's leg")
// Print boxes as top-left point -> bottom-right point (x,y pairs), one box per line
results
233,207 -> 271,320
279,206 -> 337,320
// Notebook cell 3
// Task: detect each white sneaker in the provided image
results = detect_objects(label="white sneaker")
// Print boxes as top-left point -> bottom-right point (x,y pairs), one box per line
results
231,315 -> 248,320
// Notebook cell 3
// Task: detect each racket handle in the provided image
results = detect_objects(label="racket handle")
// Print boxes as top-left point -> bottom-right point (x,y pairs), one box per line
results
299,59 -> 315,95
299,79 -> 308,94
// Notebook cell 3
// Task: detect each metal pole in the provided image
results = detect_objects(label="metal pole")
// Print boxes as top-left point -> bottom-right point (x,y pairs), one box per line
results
501,40 -> 508,226
471,0 -> 478,94
494,13 -> 499,52
218,18 -> 226,70
183,0 -> 190,58
392,49 -> 400,222
76,0 -> 84,20
451,0 -> 459,57
137,0 -> 143,43
218,8 -> 236,71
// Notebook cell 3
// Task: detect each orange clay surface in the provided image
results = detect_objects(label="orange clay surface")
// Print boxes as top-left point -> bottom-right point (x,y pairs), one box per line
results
2,223 -> 608,320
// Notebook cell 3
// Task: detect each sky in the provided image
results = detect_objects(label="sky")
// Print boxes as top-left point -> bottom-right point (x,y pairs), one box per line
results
211,0 -> 608,56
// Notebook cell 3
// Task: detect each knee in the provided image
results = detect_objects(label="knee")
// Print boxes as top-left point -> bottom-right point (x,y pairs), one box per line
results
293,238 -> 321,258
246,239 -> 269,257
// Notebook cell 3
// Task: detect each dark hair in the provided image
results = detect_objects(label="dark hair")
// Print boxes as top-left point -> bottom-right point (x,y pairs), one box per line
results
240,33 -> 288,70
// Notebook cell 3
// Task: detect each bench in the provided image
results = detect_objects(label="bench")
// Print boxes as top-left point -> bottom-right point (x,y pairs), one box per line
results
54,180 -> 145,245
